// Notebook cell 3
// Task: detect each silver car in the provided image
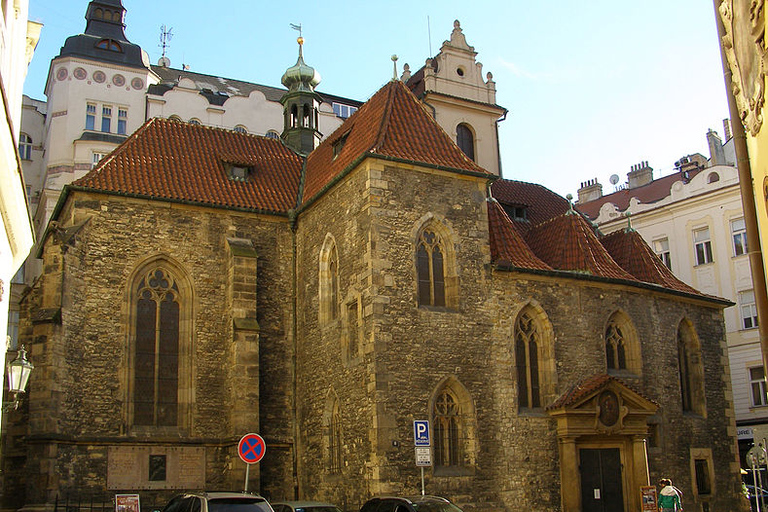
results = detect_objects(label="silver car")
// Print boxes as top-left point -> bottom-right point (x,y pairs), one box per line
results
161,492 -> 275,512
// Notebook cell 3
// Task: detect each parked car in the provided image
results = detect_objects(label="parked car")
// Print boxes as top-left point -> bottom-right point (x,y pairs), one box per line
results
161,492 -> 275,512
360,496 -> 464,512
272,501 -> 342,512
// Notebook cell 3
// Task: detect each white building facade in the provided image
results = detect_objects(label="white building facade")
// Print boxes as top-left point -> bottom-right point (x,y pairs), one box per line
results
577,132 -> 766,463
0,0 -> 41,423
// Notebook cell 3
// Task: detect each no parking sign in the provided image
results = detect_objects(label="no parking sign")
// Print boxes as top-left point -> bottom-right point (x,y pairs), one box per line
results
238,433 -> 266,464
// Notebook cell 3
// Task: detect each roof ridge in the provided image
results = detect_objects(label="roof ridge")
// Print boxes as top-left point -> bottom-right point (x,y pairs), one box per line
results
370,81 -> 398,153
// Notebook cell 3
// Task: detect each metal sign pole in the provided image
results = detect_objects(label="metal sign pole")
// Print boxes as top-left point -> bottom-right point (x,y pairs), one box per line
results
421,467 -> 425,496
244,463 -> 250,493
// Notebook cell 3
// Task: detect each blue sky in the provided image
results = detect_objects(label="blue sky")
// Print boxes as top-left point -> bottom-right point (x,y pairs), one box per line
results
25,0 -> 729,198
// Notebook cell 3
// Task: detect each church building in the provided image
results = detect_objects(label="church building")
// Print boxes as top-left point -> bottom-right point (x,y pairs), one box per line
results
3,2 -> 747,512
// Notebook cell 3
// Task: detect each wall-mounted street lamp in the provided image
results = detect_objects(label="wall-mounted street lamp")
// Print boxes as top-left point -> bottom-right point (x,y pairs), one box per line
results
6,345 -> 33,410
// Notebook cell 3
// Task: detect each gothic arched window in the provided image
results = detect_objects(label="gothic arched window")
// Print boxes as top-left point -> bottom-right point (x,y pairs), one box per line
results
515,309 -> 541,409
604,311 -> 642,375
678,319 -> 706,415
434,389 -> 460,467
328,398 -> 342,473
417,229 -> 445,307
605,321 -> 627,371
456,123 -> 475,161
319,236 -> 340,325
431,378 -> 478,472
134,267 -> 180,427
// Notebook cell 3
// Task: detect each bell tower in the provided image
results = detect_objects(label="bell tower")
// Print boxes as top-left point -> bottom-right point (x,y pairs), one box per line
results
280,37 -> 323,155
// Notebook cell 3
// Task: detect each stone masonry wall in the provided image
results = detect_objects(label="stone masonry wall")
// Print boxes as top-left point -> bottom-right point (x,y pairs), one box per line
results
14,192 -> 296,505
294,159 -> 743,511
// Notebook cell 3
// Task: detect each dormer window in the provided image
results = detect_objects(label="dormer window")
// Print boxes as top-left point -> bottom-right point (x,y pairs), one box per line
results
333,133 -> 349,159
96,39 -> 122,52
227,164 -> 252,182
503,204 -> 528,221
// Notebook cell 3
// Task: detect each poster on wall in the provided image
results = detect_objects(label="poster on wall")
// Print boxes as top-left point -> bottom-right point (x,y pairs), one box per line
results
640,486 -> 657,512
115,494 -> 141,512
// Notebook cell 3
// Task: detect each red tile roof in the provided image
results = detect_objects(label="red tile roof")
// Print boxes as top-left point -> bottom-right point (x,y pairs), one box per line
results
600,229 -> 702,295
490,180 -> 570,232
73,118 -> 304,213
524,211 -> 636,280
302,80 -> 490,205
576,169 -> 702,219
487,199 -> 551,271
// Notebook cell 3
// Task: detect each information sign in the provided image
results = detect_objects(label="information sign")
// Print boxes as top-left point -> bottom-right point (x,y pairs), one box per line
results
415,447 -> 432,467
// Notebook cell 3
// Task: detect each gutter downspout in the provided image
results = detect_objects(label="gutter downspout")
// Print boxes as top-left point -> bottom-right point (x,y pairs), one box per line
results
289,207 -> 300,499
495,110 -> 507,179
714,0 -> 768,372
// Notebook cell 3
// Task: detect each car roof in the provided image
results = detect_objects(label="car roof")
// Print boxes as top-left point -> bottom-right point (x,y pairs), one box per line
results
272,502 -> 339,508
365,496 -> 451,505
184,492 -> 269,500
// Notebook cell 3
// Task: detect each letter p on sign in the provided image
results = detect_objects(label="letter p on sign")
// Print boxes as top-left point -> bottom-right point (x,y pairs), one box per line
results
414,420 -> 430,447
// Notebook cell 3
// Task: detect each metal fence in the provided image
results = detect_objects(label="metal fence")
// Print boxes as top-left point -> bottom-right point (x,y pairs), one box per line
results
53,493 -> 162,512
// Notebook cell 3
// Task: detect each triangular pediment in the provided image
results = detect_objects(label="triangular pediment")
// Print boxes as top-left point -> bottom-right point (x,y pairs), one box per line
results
547,374 -> 658,437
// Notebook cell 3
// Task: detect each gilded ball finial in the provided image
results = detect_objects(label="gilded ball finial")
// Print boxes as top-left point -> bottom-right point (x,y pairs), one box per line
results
297,36 -> 304,45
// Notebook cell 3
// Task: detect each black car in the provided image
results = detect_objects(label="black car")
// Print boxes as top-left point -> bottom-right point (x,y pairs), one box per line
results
360,496 -> 464,512
161,492 -> 275,512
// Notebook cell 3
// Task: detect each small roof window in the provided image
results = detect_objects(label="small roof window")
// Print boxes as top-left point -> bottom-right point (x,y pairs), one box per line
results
224,161 -> 254,182
96,39 -> 122,52
333,133 -> 349,159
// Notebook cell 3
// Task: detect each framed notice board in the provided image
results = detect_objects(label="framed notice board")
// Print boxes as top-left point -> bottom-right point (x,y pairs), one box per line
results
641,486 -> 657,511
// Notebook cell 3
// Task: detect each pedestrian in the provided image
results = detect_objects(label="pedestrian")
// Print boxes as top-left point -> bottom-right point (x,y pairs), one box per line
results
658,478 -> 683,512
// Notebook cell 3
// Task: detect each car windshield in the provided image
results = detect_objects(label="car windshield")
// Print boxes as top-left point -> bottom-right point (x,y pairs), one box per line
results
411,501 -> 463,512
208,498 -> 272,512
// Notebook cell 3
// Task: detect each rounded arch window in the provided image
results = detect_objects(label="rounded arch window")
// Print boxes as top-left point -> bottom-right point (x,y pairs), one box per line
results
456,123 -> 475,161
168,115 -> 182,122
266,130 -> 280,139
707,172 -> 720,183
233,125 -> 248,134
188,118 -> 202,126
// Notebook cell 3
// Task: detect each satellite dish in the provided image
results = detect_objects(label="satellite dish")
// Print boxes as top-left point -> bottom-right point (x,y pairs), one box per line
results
609,174 -> 620,185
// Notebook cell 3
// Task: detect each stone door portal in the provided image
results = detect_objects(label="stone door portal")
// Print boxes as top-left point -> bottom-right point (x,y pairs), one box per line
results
579,448 -> 624,512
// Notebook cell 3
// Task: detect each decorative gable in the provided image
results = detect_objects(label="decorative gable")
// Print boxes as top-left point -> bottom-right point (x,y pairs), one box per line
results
547,374 -> 658,437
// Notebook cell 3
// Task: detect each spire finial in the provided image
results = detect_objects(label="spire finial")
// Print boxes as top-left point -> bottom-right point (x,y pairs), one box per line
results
391,54 -> 399,81
625,212 -> 634,232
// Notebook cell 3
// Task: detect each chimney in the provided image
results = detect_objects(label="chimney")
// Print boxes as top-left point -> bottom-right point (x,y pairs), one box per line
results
723,118 -> 732,141
577,178 -> 603,203
707,129 -> 725,166
627,161 -> 653,189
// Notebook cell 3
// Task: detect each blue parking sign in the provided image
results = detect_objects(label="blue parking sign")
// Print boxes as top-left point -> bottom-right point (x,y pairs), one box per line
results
413,420 -> 430,447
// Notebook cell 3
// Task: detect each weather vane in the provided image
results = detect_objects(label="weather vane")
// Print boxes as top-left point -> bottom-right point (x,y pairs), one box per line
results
290,23 -> 302,38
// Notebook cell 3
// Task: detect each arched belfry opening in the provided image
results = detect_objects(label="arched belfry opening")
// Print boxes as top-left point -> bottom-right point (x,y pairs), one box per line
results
280,36 -> 323,154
